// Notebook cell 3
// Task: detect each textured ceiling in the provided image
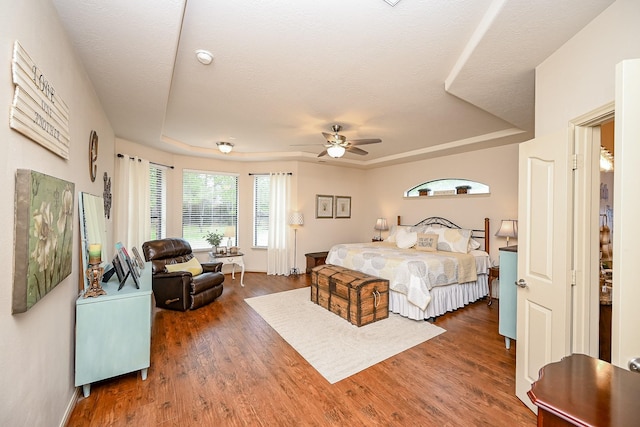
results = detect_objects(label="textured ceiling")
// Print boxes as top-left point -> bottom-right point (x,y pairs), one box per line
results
51,0 -> 614,168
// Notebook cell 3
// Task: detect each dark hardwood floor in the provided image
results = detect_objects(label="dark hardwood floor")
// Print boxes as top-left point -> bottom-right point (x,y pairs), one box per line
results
66,273 -> 536,426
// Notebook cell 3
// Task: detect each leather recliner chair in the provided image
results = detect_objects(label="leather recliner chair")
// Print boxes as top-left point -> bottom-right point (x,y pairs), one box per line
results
142,238 -> 224,311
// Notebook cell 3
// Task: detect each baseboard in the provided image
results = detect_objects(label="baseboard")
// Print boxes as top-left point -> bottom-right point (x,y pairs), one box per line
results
59,387 -> 80,427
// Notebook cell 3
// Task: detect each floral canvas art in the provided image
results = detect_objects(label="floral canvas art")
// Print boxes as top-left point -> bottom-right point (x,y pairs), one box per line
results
13,170 -> 74,313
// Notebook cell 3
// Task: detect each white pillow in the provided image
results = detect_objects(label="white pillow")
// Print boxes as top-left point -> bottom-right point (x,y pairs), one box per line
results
468,238 -> 481,251
410,225 -> 429,234
395,227 -> 418,249
385,225 -> 410,243
425,227 -> 472,253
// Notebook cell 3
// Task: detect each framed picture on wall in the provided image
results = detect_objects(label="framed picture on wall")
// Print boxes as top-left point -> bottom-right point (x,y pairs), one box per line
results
316,195 -> 334,218
335,196 -> 351,218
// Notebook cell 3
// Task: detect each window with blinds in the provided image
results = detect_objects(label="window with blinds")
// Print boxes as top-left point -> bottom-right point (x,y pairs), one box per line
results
253,175 -> 270,247
149,164 -> 167,240
182,170 -> 238,250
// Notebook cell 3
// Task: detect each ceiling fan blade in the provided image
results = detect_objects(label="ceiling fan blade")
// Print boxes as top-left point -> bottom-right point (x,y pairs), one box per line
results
346,146 -> 368,155
348,138 -> 382,146
317,150 -> 328,157
322,132 -> 346,143
290,143 -> 325,146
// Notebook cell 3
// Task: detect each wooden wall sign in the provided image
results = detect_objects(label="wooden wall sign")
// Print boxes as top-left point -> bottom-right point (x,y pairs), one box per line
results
10,41 -> 70,159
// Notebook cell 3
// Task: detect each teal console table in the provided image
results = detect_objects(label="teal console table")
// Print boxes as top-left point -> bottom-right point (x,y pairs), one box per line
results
499,246 -> 518,349
75,262 -> 152,397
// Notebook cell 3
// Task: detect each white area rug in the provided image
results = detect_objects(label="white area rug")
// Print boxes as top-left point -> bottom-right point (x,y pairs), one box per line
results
245,287 -> 445,384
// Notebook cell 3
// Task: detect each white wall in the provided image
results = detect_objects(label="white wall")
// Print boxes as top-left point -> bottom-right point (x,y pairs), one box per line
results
535,0 -> 640,367
116,138 -> 370,273
365,144 -> 520,264
536,0 -> 640,135
0,1 -> 115,425
116,139 -> 519,283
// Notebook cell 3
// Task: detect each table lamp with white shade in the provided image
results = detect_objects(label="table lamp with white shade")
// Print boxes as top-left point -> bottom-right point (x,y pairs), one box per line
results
374,218 -> 389,241
495,219 -> 518,247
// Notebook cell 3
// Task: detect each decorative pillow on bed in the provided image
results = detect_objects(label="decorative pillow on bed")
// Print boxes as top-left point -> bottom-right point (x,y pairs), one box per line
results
415,233 -> 439,252
385,225 -> 411,243
468,238 -> 481,251
409,225 -> 429,234
395,227 -> 418,249
425,227 -> 472,253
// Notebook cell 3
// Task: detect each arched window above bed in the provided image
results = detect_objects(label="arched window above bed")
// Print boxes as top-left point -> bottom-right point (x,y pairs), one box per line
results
405,178 -> 490,197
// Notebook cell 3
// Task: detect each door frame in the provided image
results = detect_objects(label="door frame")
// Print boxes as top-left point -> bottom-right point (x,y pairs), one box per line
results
570,101 -> 614,357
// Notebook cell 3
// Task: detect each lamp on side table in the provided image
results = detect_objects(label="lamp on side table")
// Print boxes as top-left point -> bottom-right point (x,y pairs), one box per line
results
495,219 -> 518,247
373,217 -> 388,241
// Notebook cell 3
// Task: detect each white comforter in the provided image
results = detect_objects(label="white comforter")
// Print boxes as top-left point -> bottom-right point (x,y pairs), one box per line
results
326,242 -> 490,310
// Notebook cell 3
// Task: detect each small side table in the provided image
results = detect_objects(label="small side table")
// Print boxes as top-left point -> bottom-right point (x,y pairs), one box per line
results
209,252 -> 245,286
488,266 -> 499,306
305,251 -> 329,274
528,354 -> 640,426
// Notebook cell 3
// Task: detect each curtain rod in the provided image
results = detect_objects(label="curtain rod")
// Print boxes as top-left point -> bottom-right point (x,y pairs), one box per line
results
248,172 -> 292,176
117,153 -> 174,169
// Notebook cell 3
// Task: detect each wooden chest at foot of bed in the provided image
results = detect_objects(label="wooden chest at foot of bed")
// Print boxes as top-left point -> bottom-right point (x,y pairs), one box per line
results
311,264 -> 389,327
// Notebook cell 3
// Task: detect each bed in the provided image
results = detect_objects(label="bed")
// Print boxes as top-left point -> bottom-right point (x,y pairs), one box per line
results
326,217 -> 491,320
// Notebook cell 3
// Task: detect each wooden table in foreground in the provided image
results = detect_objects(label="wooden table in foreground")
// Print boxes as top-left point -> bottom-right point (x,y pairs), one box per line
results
528,353 -> 640,426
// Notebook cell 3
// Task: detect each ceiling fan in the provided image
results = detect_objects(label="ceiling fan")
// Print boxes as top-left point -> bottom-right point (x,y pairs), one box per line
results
293,125 -> 382,158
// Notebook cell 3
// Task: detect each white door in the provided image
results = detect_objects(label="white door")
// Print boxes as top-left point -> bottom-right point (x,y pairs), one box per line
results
515,130 -> 573,411
612,59 -> 640,369
514,59 -> 640,412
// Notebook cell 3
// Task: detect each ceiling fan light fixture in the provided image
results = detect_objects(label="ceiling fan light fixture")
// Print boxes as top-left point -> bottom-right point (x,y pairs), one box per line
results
327,145 -> 346,158
217,141 -> 234,154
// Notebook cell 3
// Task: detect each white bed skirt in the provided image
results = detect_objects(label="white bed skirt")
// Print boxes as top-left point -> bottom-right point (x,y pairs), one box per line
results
389,275 -> 489,320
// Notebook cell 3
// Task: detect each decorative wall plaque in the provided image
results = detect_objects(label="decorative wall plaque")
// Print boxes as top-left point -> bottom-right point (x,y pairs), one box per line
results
89,130 -> 98,182
103,172 -> 112,219
13,170 -> 74,313
10,41 -> 70,159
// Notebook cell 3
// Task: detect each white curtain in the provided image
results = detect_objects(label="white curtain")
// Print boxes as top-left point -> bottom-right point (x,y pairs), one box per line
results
267,173 -> 291,275
114,154 -> 151,251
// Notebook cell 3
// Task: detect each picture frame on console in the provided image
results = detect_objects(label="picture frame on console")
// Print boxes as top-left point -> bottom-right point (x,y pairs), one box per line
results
131,246 -> 145,270
114,242 -> 140,290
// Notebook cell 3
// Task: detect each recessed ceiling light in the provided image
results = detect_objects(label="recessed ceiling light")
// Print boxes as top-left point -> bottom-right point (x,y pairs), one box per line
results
195,49 -> 213,65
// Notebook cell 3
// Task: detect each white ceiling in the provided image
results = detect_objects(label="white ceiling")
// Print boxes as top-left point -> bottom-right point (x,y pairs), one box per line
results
51,0 -> 614,168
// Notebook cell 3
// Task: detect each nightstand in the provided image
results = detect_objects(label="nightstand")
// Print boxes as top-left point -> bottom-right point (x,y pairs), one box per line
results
305,251 -> 328,274
499,245 -> 518,349
488,266 -> 499,306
